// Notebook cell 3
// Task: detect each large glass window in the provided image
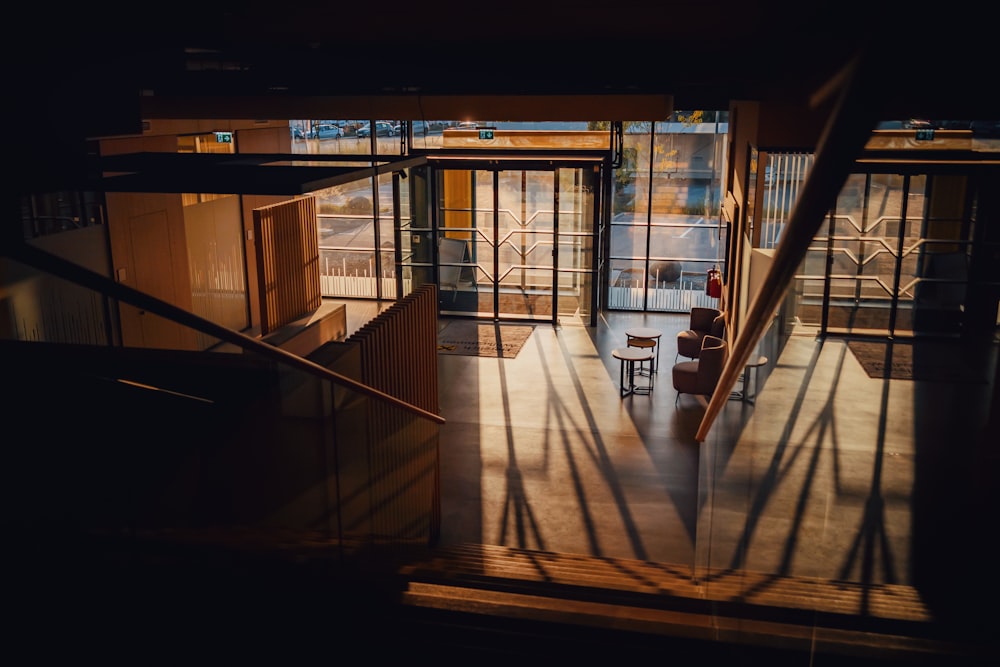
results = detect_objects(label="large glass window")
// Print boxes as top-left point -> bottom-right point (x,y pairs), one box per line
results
607,113 -> 729,312
316,172 -> 402,299
291,115 -> 726,316
764,147 -> 985,340
290,119 -> 404,156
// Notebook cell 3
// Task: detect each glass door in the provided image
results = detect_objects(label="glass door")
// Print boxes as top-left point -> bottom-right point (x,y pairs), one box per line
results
436,165 -> 596,325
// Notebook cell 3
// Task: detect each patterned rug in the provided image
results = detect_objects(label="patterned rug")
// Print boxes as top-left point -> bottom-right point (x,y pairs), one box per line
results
437,320 -> 535,358
847,340 -> 987,383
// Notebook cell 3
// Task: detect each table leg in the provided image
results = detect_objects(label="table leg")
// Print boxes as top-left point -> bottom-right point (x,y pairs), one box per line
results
619,358 -> 634,398
744,365 -> 757,404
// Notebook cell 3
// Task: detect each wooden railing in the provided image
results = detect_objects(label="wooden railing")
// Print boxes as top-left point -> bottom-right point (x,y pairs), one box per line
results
696,53 -> 881,441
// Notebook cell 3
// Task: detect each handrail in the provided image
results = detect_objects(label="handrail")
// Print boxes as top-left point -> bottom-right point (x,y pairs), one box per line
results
696,50 -> 880,442
8,242 -> 446,425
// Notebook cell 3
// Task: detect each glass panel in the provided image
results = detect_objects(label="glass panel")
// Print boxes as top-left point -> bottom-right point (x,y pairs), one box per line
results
183,194 -> 248,346
759,152 -> 814,249
498,267 -> 553,319
826,173 -> 894,334
495,171 -> 555,321
396,167 -> 434,296
438,169 -> 483,315
290,119 -> 402,155
904,174 -> 970,337
2,255 -> 439,549
406,120 -> 449,150
793,240 -> 829,331
400,166 -> 433,299
318,177 -> 379,298
429,121 -> 608,150
1,243 -> 117,345
608,258 -> 647,310
623,122 -> 652,220
556,167 -> 594,321
609,219 -> 647,258
435,168 -> 568,322
647,219 -> 724,312
608,117 -> 728,312
378,218 -> 397,299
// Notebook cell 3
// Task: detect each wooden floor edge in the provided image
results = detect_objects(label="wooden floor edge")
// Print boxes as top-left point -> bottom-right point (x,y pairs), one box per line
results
401,582 -> 982,662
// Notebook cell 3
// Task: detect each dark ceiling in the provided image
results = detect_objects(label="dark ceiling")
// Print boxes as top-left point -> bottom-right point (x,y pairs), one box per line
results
10,1 -> 997,195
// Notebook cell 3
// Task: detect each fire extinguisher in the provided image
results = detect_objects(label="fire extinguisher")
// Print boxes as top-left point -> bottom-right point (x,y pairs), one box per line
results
706,265 -> 722,298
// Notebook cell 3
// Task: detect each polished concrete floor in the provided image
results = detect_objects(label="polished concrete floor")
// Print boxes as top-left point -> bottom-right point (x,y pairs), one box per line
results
423,306 -> 1000,645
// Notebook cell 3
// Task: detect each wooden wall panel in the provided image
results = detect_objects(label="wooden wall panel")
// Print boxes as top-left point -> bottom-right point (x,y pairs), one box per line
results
235,125 -> 292,154
99,135 -> 178,156
253,197 -> 321,335
105,191 -> 197,350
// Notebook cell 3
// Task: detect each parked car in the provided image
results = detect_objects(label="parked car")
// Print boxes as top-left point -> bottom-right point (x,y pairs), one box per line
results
410,120 -> 432,136
313,124 -> 343,139
356,121 -> 395,138
290,126 -> 306,140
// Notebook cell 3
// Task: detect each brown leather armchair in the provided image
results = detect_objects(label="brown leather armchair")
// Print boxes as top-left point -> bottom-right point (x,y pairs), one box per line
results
676,307 -> 725,361
672,334 -> 728,405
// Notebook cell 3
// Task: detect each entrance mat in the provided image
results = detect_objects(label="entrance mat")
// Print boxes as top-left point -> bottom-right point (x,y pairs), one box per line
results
847,340 -> 988,383
437,320 -> 535,358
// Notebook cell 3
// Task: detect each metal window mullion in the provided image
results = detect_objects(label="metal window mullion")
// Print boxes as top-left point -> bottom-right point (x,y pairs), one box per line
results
643,125 -> 655,311
493,170 -> 500,320
888,174 -> 913,335
553,169 -> 560,324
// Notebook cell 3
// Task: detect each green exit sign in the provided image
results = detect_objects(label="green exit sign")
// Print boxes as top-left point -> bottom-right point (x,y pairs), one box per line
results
215,131 -> 233,143
479,129 -> 494,140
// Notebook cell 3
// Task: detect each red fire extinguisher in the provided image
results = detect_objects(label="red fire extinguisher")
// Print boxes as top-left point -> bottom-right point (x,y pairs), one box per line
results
706,266 -> 722,298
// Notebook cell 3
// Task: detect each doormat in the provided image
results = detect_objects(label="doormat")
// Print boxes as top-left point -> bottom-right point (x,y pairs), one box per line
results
847,340 -> 987,383
437,320 -> 535,358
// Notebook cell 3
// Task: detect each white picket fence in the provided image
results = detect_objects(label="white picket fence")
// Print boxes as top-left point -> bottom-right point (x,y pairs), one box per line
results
607,284 -> 719,312
320,268 -> 718,313
321,273 -> 408,299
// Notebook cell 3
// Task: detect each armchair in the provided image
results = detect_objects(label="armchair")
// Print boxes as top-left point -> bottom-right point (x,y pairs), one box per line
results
672,335 -> 728,405
676,307 -> 725,361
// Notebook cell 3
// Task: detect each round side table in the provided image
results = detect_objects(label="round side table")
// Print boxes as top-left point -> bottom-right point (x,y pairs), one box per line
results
741,355 -> 768,403
624,327 -> 663,374
612,347 -> 655,397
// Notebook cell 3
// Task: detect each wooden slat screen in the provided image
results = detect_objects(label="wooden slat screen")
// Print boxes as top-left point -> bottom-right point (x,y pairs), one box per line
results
345,283 -> 439,413
253,197 -> 321,336
343,284 -> 441,543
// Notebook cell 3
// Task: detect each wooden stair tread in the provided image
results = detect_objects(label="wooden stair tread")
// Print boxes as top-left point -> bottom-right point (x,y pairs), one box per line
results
398,543 -> 932,625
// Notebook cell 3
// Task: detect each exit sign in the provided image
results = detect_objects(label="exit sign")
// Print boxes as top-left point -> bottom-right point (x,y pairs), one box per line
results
479,129 -> 494,140
215,131 -> 233,143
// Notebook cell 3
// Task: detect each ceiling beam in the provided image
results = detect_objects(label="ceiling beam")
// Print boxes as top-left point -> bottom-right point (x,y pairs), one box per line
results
139,94 -> 674,122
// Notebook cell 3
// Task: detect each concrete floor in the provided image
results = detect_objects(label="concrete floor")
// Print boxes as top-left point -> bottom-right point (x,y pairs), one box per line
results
429,307 -> 1000,644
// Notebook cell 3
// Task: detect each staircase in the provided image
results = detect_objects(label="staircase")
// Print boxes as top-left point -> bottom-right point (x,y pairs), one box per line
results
12,527 -> 990,664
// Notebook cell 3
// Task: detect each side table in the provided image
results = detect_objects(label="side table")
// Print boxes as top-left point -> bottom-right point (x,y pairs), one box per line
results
729,355 -> 768,403
612,347 -> 655,397
624,327 -> 663,374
